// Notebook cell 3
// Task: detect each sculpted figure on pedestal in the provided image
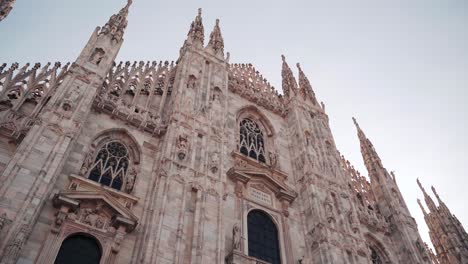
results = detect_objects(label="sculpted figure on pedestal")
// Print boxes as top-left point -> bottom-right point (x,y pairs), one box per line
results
232,223 -> 241,251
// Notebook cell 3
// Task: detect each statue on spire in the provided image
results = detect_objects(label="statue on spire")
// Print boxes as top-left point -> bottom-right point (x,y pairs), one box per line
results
281,55 -> 297,98
187,8 -> 205,47
99,0 -> 132,43
207,19 -> 224,56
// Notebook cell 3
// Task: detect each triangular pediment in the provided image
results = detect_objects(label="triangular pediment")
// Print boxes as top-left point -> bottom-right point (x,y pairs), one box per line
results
54,190 -> 138,230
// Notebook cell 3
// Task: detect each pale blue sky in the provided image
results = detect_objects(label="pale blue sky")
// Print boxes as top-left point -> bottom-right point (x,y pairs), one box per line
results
1,0 -> 467,247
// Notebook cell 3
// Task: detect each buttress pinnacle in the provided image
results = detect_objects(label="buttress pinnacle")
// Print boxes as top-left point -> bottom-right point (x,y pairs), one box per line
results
296,63 -> 318,105
187,8 -> 205,46
207,19 -> 224,56
281,55 -> 298,98
99,0 -> 133,43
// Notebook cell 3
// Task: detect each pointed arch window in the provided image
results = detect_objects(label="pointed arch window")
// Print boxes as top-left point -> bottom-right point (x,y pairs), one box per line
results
88,141 -> 130,191
247,210 -> 281,264
239,118 -> 266,163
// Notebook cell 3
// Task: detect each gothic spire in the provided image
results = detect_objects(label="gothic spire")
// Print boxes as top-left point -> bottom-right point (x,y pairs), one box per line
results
187,8 -> 205,47
207,19 -> 224,56
296,63 -> 318,105
99,0 -> 133,43
281,55 -> 297,98
352,117 -> 384,174
417,198 -> 428,216
417,179 -> 438,213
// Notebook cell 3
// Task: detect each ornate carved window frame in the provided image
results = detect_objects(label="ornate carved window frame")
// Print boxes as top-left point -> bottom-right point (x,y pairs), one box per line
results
236,106 -> 278,168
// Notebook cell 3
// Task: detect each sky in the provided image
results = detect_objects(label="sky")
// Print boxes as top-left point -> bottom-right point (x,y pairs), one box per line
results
1,0 -> 467,249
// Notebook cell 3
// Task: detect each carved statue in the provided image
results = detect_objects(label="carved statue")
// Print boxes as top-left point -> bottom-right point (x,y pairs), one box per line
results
89,48 -> 105,65
176,135 -> 188,160
232,223 -> 241,250
125,167 -> 137,193
80,150 -> 95,175
269,151 -> 278,169
324,197 -> 335,223
187,75 -> 197,89
210,151 -> 220,173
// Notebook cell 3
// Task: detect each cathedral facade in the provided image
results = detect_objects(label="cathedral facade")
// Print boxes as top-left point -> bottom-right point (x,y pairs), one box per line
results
0,2 -> 467,264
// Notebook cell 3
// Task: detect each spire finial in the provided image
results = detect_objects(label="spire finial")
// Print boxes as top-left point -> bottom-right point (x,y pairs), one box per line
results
281,55 -> 297,98
207,18 -> 224,56
186,8 -> 205,46
98,0 -> 131,43
352,117 -> 359,128
431,185 -> 444,204
296,62 -> 318,104
417,199 -> 428,216
417,178 -> 426,193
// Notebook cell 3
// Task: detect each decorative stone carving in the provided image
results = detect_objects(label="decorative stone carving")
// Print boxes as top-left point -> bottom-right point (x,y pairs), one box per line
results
125,167 -> 137,193
187,74 -> 197,89
79,148 -> 95,175
1,223 -> 31,264
0,212 -> 12,231
210,151 -> 220,173
176,134 -> 189,160
89,48 -> 105,65
269,151 -> 278,169
324,196 -> 335,224
232,223 -> 241,251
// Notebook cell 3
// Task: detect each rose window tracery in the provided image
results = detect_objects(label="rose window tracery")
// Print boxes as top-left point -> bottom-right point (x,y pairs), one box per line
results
88,141 -> 130,191
239,118 -> 266,163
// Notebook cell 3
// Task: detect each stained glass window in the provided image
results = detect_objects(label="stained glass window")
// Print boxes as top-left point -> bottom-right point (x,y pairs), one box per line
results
239,119 -> 266,163
248,210 -> 281,264
88,141 -> 129,191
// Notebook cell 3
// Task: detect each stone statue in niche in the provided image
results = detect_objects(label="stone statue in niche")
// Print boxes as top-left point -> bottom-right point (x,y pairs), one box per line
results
125,167 -> 137,193
232,223 -> 241,250
324,196 -> 335,223
187,75 -> 197,89
269,151 -> 278,169
89,48 -> 105,66
0,212 -> 12,231
348,211 -> 359,233
176,134 -> 189,160
210,151 -> 220,173
80,148 -> 95,175
3,223 -> 30,261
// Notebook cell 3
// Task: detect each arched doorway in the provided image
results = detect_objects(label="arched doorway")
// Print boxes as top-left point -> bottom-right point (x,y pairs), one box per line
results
247,210 -> 281,264
54,233 -> 102,264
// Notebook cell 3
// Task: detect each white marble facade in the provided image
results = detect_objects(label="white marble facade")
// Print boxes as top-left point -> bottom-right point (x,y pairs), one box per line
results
0,2 -> 456,264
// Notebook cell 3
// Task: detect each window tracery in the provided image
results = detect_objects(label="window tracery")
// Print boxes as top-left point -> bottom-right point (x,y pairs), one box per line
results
87,141 -> 131,191
239,118 -> 266,163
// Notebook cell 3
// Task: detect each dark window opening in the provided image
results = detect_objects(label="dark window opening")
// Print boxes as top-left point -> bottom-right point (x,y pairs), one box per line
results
248,210 -> 281,264
54,234 -> 101,264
